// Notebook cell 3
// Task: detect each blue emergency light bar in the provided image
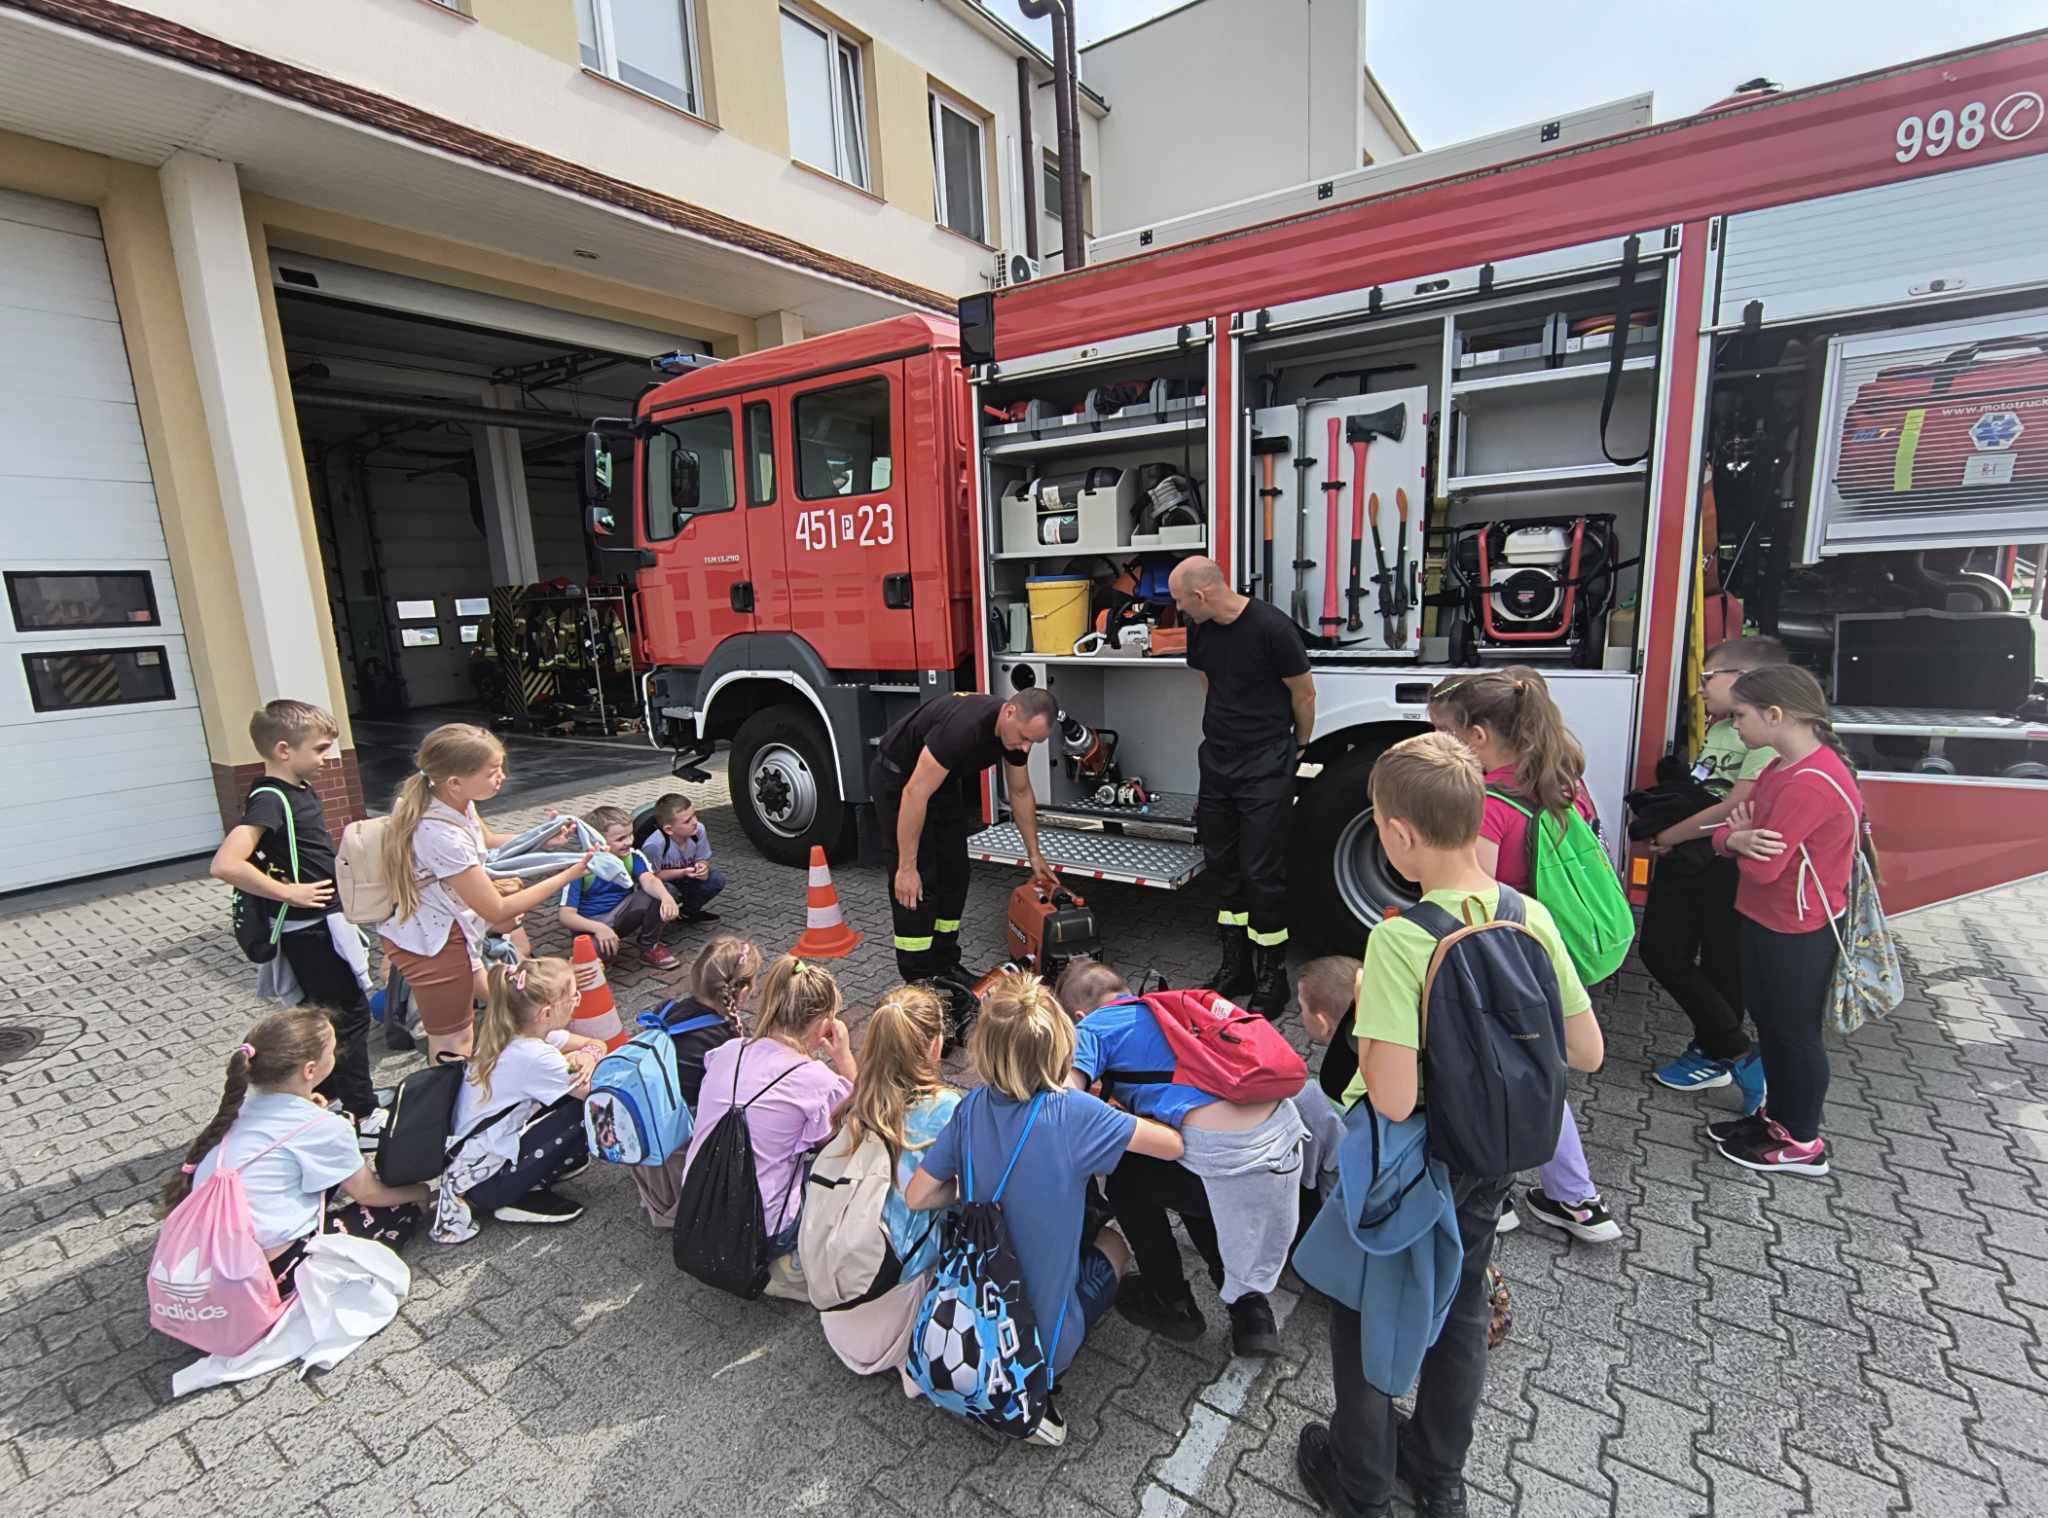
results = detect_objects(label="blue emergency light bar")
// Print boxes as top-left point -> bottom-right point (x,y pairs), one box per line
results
650,351 -> 720,375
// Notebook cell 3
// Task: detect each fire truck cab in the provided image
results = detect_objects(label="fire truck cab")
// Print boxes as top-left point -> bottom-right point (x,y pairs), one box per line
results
585,315 -> 977,864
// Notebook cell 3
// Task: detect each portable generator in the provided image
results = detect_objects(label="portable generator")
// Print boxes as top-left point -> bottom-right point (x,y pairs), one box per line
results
1444,514 -> 1619,666
1005,880 -> 1100,985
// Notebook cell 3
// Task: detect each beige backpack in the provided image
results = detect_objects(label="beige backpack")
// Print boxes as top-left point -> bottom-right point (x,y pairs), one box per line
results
334,816 -> 398,925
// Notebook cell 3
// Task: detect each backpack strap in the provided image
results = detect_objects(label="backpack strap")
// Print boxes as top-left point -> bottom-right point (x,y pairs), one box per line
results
962,1088 -> 1046,1203
248,785 -> 300,950
739,1059 -> 807,1111
1415,888 -> 1539,1051
664,1012 -> 727,1038
223,1112 -> 329,1173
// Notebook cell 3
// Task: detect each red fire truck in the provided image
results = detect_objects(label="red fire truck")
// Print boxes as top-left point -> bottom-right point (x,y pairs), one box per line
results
590,30 -> 2048,947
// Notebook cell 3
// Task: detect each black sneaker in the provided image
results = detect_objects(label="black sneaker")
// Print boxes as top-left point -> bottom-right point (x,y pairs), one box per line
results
1395,1418 -> 1470,1518
1115,1273 -> 1206,1343
1706,1110 -> 1771,1147
681,909 -> 721,923
1227,1291 -> 1281,1357
383,1021 -> 417,1052
553,1154 -> 592,1183
491,1188 -> 584,1225
1296,1423 -> 1390,1517
1521,1188 -> 1622,1243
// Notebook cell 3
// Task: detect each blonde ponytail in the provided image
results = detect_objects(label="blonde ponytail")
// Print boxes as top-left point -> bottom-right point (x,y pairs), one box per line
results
382,723 -> 505,920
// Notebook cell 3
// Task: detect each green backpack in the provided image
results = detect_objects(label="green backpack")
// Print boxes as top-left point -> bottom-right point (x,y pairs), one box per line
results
1487,790 -> 1635,985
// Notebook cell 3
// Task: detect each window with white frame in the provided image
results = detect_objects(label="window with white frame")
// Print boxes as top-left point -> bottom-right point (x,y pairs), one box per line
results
578,0 -> 703,117
930,93 -> 987,242
1042,152 -> 1093,237
781,8 -> 869,190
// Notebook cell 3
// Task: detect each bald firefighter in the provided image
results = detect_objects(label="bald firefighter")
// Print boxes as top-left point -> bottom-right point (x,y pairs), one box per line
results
1169,557 -> 1316,1016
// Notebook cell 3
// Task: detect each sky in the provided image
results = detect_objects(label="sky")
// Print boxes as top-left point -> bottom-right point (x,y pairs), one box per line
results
981,0 -> 2046,146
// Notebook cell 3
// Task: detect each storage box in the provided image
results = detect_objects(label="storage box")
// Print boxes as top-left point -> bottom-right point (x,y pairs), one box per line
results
1833,610 -> 2036,712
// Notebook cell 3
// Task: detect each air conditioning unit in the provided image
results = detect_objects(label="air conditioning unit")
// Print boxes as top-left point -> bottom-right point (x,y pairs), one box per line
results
993,250 -> 1040,288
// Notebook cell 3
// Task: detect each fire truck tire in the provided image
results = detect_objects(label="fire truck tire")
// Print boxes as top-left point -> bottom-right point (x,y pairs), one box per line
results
730,706 -> 854,867
1288,737 -> 1418,950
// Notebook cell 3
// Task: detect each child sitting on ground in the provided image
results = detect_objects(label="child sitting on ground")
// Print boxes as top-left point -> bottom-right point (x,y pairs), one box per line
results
1295,732 -> 1604,1518
682,955 -> 858,1300
434,957 -> 605,1242
808,984 -> 962,1375
557,804 -> 681,971
1056,960 -> 1307,1359
907,971 -> 1182,1447
164,1007 -> 430,1294
641,793 -> 727,923
630,936 -> 762,1229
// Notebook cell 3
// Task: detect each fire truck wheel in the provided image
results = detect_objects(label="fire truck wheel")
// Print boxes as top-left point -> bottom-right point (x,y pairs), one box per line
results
1289,738 -> 1420,951
730,706 -> 853,867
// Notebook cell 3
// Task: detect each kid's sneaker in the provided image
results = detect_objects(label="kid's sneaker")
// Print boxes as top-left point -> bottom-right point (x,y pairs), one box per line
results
641,944 -> 681,971
1522,1189 -> 1622,1243
492,1189 -> 584,1225
1717,1119 -> 1829,1176
1495,1197 -> 1520,1234
1730,1049 -> 1768,1115
1653,1043 -> 1734,1091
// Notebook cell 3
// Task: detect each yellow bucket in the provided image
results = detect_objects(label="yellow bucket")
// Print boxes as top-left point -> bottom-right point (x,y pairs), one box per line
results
1027,576 -> 1090,655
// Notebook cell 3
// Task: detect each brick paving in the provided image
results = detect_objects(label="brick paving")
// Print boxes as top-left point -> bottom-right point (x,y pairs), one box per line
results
3,760 -> 2046,1516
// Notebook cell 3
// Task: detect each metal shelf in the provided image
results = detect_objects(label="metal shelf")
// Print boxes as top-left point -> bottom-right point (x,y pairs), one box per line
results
1833,706 -> 2048,741
983,415 -> 1208,459
993,540 -> 1206,562
1450,355 -> 1654,399
1445,460 -> 1649,494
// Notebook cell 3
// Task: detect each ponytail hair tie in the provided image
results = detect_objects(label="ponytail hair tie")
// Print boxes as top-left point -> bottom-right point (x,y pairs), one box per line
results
511,965 -> 528,991
237,1042 -> 255,1060
179,1163 -> 197,1174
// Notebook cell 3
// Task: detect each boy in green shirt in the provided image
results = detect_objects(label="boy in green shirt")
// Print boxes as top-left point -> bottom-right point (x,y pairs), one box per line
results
1645,635 -> 1788,1107
1297,732 -> 1603,1518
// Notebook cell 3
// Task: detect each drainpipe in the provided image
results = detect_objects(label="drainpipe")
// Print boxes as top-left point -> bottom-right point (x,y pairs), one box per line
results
1019,0 -> 1084,268
1016,55 -> 1039,260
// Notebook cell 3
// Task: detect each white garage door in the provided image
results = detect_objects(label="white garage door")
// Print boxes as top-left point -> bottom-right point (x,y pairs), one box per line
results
0,190 -> 218,892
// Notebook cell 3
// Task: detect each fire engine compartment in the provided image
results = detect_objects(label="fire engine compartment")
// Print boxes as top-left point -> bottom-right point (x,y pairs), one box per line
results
1701,291 -> 2048,783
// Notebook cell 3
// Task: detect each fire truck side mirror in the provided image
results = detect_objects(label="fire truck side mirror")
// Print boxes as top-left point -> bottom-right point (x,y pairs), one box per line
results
582,431 -> 613,510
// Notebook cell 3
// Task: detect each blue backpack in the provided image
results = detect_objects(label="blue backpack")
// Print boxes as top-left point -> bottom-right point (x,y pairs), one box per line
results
1404,886 -> 1569,1178
906,1090 -> 1064,1440
583,1004 -> 723,1166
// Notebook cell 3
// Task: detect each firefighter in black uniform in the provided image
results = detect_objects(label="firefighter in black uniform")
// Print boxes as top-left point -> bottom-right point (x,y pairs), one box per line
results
1171,557 -> 1316,1017
871,687 -> 1060,986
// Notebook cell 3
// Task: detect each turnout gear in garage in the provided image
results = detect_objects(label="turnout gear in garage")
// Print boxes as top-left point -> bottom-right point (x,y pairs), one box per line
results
1174,559 -> 1314,1019
872,692 -> 1056,987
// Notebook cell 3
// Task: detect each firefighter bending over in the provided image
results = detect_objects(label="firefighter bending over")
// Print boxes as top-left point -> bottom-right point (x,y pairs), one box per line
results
1170,556 -> 1316,1017
871,688 -> 1059,985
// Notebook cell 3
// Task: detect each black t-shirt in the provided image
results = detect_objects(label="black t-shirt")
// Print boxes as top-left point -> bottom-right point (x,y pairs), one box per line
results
240,777 -> 337,922
1186,598 -> 1311,748
664,996 -> 741,1111
877,693 -> 1028,780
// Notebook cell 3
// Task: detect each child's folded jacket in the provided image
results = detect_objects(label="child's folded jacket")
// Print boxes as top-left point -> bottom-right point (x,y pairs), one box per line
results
1181,1102 -> 1307,1302
1290,1104 -> 1461,1397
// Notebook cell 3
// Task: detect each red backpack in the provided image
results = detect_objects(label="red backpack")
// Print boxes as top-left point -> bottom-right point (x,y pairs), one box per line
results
1110,989 -> 1307,1105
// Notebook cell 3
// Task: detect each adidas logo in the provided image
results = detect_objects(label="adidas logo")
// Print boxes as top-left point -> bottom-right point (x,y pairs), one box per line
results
150,1247 -> 212,1301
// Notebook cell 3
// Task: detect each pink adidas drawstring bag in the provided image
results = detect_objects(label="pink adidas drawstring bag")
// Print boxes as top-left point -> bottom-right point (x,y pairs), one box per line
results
148,1116 -> 323,1357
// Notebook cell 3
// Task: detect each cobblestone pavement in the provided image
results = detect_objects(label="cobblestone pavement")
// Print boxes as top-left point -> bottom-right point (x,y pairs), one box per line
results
4,760 -> 2047,1517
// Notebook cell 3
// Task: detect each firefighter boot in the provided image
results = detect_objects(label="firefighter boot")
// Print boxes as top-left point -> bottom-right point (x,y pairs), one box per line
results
1249,942 -> 1291,1021
1205,924 -> 1255,1001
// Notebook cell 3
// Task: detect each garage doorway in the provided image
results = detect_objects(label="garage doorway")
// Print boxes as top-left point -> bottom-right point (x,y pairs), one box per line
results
274,258 -> 705,809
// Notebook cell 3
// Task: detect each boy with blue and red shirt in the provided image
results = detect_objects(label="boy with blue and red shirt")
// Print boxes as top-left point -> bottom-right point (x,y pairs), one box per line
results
557,804 -> 679,970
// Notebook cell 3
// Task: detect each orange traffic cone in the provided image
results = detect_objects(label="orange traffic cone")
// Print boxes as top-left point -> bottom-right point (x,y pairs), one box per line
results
789,846 -> 862,959
569,934 -> 628,1048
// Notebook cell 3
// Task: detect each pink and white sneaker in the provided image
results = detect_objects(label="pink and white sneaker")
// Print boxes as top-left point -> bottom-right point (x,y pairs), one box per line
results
1717,1118 -> 1829,1176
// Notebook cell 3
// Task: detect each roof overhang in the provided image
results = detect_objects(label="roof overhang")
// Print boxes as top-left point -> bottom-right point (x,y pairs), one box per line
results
0,0 -> 948,333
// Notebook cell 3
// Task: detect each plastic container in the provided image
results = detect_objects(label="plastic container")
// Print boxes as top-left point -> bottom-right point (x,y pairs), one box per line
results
1027,576 -> 1090,655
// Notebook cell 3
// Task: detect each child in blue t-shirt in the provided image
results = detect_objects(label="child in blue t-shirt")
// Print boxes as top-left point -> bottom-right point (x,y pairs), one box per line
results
556,804 -> 679,970
1058,962 -> 1307,1360
908,971 -> 1181,1448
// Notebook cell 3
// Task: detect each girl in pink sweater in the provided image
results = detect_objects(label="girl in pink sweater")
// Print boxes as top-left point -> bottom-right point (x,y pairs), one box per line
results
1710,666 -> 1864,1176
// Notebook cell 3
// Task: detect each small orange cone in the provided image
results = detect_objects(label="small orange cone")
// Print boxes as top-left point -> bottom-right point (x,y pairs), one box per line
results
789,845 -> 862,959
569,934 -> 628,1048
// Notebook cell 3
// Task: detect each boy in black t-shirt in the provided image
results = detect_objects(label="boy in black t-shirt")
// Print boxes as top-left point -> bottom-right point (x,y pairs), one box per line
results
208,700 -> 378,1130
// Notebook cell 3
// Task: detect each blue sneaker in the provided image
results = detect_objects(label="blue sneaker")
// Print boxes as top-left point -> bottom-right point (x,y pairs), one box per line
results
1730,1049 -> 1767,1115
1653,1043 -> 1734,1091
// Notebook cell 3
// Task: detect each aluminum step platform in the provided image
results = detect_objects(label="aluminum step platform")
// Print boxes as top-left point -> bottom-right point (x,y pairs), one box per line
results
967,823 -> 1206,890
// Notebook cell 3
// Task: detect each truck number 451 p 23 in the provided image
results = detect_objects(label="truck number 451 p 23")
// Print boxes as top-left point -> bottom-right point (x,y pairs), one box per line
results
795,502 -> 895,552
